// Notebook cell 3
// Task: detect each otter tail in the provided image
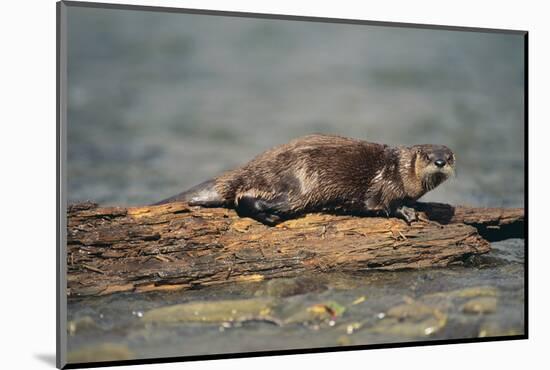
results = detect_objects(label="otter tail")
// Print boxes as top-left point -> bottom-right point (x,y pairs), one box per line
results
152,179 -> 226,207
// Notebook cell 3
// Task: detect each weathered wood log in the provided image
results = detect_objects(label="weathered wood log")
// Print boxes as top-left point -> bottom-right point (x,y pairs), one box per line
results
66,202 -> 523,298
414,202 -> 524,241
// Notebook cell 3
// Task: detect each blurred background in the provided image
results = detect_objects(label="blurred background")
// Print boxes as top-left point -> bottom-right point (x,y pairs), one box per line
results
65,6 -> 525,361
67,7 -> 524,208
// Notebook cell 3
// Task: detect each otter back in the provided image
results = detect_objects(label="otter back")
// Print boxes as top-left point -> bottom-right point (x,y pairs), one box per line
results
154,134 -> 455,225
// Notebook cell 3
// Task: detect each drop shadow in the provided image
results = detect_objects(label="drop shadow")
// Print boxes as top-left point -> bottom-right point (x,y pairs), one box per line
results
34,353 -> 56,367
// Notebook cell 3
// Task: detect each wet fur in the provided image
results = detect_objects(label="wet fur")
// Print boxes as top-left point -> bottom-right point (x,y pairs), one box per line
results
155,134 -> 455,225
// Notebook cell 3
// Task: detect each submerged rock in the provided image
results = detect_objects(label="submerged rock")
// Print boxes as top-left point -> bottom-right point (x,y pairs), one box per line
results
371,302 -> 447,337
424,286 -> 498,299
337,335 -> 352,346
141,298 -> 274,324
68,316 -> 99,336
284,301 -> 346,325
67,343 -> 133,363
462,297 -> 498,314
255,276 -> 327,298
478,321 -> 524,337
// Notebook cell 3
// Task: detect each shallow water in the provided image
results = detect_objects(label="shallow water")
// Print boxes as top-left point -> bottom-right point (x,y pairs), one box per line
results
65,6 -> 525,362
67,239 -> 524,361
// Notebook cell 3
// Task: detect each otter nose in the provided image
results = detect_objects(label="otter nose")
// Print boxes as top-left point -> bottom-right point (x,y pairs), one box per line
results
434,159 -> 446,168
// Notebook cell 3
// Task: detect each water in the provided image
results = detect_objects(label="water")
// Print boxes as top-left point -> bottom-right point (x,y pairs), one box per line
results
65,6 -> 525,362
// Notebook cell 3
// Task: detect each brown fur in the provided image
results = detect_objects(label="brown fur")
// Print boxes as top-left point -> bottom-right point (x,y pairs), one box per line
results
215,134 -> 454,213
155,134 -> 455,223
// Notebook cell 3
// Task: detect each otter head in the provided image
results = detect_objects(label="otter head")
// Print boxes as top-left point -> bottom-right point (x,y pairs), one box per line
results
411,144 -> 456,192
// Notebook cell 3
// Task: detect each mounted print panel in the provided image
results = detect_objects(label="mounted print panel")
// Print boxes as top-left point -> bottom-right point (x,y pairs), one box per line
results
57,1 -> 527,368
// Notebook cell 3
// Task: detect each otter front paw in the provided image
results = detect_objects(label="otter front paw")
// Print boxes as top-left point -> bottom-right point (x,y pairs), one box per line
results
393,205 -> 418,224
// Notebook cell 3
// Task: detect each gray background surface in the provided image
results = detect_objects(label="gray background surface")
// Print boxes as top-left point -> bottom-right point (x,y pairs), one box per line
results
67,7 -> 524,208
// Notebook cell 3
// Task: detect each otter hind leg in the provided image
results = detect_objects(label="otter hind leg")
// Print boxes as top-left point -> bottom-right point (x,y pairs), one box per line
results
235,195 -> 291,226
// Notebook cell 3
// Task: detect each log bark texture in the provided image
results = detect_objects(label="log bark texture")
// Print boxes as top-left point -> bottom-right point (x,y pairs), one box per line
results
66,202 -> 524,298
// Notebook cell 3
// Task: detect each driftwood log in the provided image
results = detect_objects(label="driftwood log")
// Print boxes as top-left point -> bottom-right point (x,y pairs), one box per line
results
66,201 -> 524,298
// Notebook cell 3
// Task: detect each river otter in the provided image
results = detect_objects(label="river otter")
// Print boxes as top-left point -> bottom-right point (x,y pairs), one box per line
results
154,134 -> 455,225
